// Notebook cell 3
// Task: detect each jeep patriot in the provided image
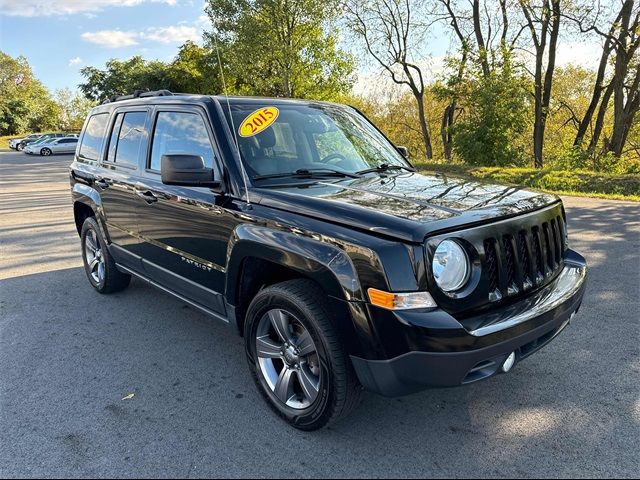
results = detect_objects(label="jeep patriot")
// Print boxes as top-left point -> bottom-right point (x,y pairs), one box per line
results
70,90 -> 588,430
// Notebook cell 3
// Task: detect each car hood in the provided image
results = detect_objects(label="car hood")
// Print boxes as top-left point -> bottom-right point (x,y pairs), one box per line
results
255,171 -> 559,243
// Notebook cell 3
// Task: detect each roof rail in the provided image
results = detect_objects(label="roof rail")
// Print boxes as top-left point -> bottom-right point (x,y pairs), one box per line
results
102,89 -> 174,104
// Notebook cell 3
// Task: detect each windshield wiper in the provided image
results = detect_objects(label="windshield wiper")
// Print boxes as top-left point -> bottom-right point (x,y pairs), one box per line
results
355,163 -> 416,175
253,168 -> 361,181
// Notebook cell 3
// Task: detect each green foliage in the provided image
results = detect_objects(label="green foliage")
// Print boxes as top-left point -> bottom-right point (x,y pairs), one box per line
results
204,0 -> 355,99
79,56 -> 171,102
79,43 -> 223,102
0,51 -> 61,135
452,63 -> 530,167
55,88 -> 95,131
167,41 -> 222,94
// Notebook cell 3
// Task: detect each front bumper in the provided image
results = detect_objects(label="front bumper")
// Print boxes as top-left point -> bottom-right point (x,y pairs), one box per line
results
350,250 -> 587,397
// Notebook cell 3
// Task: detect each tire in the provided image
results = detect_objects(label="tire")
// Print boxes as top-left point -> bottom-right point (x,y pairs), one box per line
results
17,143 -> 24,151
80,216 -> 131,294
244,279 -> 362,430
40,148 -> 52,156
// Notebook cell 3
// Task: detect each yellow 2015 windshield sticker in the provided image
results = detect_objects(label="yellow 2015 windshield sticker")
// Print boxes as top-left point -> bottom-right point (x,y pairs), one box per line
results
238,107 -> 279,137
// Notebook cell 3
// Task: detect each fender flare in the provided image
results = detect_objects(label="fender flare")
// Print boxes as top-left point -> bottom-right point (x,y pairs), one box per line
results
225,224 -> 366,306
72,182 -> 110,242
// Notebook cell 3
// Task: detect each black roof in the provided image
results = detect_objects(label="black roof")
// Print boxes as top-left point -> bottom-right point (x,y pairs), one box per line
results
92,90 -> 338,114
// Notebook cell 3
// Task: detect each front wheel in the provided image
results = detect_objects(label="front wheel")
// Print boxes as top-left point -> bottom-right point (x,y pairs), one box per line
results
80,217 -> 131,294
244,279 -> 362,430
40,148 -> 52,156
17,143 -> 25,151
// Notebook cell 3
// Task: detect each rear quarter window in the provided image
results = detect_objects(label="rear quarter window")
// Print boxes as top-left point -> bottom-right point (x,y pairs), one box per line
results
79,113 -> 109,160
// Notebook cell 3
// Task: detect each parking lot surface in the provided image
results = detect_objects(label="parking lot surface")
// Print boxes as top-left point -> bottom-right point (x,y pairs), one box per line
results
1,150 -> 639,478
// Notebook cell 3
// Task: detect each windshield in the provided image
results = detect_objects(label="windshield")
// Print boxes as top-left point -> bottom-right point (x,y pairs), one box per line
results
224,102 -> 411,182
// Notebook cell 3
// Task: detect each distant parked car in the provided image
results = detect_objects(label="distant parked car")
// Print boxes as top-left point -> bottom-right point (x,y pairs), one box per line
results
9,133 -> 42,150
24,136 -> 78,156
17,132 -> 70,151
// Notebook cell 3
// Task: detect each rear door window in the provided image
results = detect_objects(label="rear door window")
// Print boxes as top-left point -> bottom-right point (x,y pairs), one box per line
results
79,113 -> 109,160
106,111 -> 148,167
149,111 -> 215,171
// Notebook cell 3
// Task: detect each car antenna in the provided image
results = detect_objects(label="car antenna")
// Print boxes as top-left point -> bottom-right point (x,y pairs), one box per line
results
212,31 -> 251,207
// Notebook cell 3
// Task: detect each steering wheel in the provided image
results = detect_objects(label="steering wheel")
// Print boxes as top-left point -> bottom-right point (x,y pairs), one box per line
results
321,153 -> 349,166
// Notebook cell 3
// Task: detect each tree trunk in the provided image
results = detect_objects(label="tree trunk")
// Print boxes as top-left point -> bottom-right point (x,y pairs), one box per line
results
608,65 -> 640,156
441,103 -> 454,161
605,0 -> 639,157
588,80 -> 614,163
573,7 -> 621,147
415,92 -> 433,160
472,0 -> 490,77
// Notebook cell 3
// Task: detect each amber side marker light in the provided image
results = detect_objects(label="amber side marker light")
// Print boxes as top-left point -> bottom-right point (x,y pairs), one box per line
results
367,288 -> 437,310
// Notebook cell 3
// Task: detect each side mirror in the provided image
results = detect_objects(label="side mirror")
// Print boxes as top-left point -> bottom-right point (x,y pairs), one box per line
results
161,154 -> 219,188
396,146 -> 409,159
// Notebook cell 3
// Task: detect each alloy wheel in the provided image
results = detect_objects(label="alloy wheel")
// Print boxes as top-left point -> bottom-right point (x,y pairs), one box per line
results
255,308 -> 321,410
84,228 -> 105,284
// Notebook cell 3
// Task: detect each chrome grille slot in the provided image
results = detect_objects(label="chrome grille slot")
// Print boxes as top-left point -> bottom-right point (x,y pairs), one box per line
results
502,235 -> 518,296
484,239 -> 500,301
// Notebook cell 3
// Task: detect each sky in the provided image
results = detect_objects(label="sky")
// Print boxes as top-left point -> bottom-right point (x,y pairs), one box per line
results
0,0 -> 603,97
0,0 -> 210,92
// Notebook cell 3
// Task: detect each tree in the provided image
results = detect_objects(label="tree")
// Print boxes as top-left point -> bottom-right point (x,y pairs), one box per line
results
344,0 -> 435,160
519,0 -> 562,169
570,4 -> 623,148
605,0 -> 639,157
55,88 -> 95,131
79,56 -> 173,102
0,51 -> 60,135
453,60 -> 530,166
167,41 -> 222,94
79,44 -> 225,102
435,0 -> 526,160
204,0 -> 354,100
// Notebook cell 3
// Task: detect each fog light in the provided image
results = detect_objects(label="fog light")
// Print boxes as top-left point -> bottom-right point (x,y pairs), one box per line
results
502,352 -> 516,372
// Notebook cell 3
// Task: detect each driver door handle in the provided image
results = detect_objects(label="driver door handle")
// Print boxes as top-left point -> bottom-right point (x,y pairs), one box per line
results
135,189 -> 158,204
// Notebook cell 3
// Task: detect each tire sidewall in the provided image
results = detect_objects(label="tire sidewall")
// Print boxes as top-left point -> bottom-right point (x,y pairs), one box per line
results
244,289 -> 337,430
41,148 -> 51,156
81,218 -> 106,292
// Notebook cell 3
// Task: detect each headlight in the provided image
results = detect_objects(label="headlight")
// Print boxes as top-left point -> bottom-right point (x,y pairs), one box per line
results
432,239 -> 470,292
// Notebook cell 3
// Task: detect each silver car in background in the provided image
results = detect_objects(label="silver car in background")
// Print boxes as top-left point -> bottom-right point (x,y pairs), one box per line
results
24,136 -> 79,156
9,134 -> 42,150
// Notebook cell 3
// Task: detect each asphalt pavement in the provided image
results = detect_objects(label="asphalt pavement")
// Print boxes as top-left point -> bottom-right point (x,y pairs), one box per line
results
0,149 -> 638,478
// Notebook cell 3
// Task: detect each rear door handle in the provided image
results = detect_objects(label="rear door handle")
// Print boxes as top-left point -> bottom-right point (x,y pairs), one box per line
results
135,189 -> 158,204
94,178 -> 109,189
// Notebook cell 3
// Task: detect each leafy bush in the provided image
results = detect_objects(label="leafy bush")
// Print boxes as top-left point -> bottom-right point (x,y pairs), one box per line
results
452,63 -> 529,167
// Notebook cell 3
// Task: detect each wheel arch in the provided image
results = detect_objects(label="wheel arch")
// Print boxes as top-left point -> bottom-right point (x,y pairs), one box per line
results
225,225 -> 368,354
72,183 -> 110,242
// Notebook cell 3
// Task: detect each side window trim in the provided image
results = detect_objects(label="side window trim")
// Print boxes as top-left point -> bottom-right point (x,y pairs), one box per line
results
105,113 -> 124,163
101,106 -> 151,171
145,105 -> 222,177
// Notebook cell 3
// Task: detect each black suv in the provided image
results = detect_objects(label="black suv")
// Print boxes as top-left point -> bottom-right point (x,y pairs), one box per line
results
70,90 -> 587,430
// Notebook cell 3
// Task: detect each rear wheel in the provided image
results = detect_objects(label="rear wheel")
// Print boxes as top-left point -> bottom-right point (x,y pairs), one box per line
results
244,279 -> 362,430
40,148 -> 52,156
17,143 -> 25,151
81,217 -> 130,294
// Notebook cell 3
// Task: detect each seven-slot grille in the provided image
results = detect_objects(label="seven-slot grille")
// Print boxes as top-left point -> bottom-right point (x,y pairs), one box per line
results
483,214 -> 566,302
425,203 -> 568,316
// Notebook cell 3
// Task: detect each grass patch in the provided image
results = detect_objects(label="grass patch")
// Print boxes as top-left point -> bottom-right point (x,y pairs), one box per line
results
0,135 -> 18,149
413,162 -> 640,201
